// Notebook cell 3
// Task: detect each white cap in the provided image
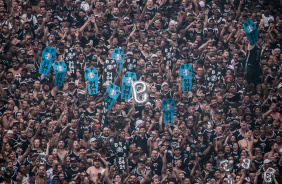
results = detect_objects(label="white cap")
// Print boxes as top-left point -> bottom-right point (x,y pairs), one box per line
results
135,120 -> 143,128
199,1 -> 205,8
263,159 -> 271,164
78,90 -> 86,95
227,65 -> 234,71
151,54 -> 158,58
187,12 -> 192,16
90,138 -> 97,143
162,82 -> 168,87
145,102 -> 152,107
6,130 -> 13,134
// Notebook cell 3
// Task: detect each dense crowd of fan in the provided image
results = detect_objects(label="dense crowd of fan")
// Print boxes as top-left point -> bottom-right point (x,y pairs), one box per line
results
0,0 -> 282,183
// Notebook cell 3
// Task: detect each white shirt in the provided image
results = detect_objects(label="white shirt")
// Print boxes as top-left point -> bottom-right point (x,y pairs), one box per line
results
262,14 -> 274,27
81,1 -> 90,11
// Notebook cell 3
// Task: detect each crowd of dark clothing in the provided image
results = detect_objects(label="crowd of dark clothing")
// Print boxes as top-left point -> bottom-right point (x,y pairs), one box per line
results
0,0 -> 282,184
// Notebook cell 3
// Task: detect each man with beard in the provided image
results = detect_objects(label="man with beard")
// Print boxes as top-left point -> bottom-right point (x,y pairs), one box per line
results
101,127 -> 110,141
41,83 -> 58,101
57,140 -> 68,161
66,157 -> 83,181
35,165 -> 47,184
117,29 -> 126,46
18,22 -> 35,40
8,60 -> 22,76
86,157 -> 105,183
150,149 -> 162,176
86,101 -> 97,118
14,130 -> 27,153
79,129 -> 91,148
160,82 -> 172,99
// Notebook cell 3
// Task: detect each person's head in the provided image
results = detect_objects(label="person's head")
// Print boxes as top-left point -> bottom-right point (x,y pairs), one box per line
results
38,165 -> 46,177
217,149 -> 224,158
128,174 -> 137,184
93,157 -> 101,168
83,129 -> 90,140
70,158 -> 78,168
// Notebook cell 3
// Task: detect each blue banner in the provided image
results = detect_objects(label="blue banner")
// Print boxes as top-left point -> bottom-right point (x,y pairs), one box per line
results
111,48 -> 124,73
243,19 -> 258,45
53,61 -> 67,87
179,63 -> 192,92
104,83 -> 120,109
39,46 -> 56,75
55,73 -> 65,87
161,99 -> 175,126
181,78 -> 192,92
85,67 -> 98,95
121,72 -> 137,100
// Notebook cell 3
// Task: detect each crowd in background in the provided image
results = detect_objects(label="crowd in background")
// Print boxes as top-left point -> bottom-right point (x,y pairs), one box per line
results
0,0 -> 282,183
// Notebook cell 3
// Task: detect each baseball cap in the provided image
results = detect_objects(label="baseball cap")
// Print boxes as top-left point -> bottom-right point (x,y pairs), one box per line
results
6,130 -> 13,134
263,159 -> 271,164
151,54 -> 158,58
47,179 -> 53,183
161,82 -> 168,87
70,157 -> 77,163
145,102 -> 152,107
138,159 -> 145,163
90,138 -> 97,143
93,157 -> 100,161
20,81 -> 27,86
78,91 -> 86,95
93,124 -> 101,129
175,146 -> 181,150
135,120 -> 143,128
126,51 -> 133,56
69,81 -> 75,85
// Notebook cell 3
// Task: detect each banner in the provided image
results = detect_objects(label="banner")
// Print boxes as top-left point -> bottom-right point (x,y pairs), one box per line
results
123,58 -> 137,72
206,68 -> 222,91
103,59 -> 117,86
100,101 -> 108,129
65,47 -> 76,75
85,67 -> 98,95
121,72 -> 137,100
179,63 -> 192,92
243,19 -> 258,45
39,46 -> 56,75
53,61 -> 67,87
131,81 -> 148,104
161,99 -> 175,126
111,48 -> 124,73
104,83 -> 120,110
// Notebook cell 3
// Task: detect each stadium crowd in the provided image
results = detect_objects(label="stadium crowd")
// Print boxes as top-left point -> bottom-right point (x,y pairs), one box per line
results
0,0 -> 282,183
